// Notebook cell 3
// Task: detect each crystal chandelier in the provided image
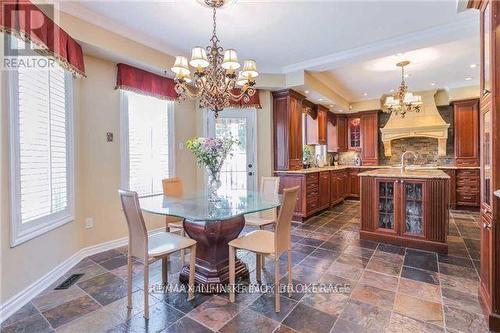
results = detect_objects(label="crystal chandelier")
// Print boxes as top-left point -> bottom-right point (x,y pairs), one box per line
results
170,0 -> 258,118
383,61 -> 422,117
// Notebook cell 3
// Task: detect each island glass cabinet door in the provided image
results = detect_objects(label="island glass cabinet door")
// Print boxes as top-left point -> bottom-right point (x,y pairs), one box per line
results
401,180 -> 426,238
375,179 -> 398,234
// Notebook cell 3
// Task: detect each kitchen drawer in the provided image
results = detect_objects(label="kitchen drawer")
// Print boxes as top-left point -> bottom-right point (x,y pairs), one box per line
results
306,173 -> 319,182
456,170 -> 480,179
306,199 -> 319,212
457,191 -> 480,206
457,181 -> 479,190
306,183 -> 319,193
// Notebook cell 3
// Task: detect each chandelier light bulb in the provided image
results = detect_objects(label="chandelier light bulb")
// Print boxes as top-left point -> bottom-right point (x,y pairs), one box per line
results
189,47 -> 209,69
241,59 -> 259,79
222,49 -> 240,71
171,56 -> 190,76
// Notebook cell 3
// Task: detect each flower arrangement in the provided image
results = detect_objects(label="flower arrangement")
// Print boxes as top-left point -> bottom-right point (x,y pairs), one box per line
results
186,136 -> 239,194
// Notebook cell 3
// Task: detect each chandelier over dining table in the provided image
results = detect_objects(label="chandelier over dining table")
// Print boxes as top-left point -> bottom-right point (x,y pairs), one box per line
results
170,0 -> 258,118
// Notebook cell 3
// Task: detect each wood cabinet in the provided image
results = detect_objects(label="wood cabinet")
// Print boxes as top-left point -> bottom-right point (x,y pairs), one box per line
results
348,169 -> 361,198
304,104 -> 328,146
456,169 -> 480,206
360,111 -> 379,165
330,170 -> 347,206
317,105 -> 328,145
348,117 -> 361,150
440,169 -> 457,209
360,175 -> 449,253
273,89 -> 304,170
318,171 -> 330,209
453,99 -> 480,167
327,114 -> 348,152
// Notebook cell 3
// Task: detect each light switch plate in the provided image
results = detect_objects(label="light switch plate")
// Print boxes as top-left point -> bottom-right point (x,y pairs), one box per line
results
85,218 -> 94,229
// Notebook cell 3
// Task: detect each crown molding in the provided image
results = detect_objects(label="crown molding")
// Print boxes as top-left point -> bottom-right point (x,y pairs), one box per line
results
282,14 -> 478,74
57,1 -> 184,58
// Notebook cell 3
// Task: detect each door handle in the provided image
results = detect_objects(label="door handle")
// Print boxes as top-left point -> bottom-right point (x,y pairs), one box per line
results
248,163 -> 253,168
248,172 -> 254,176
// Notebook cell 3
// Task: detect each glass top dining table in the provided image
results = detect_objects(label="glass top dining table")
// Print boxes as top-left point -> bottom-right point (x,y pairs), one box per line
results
139,190 -> 281,221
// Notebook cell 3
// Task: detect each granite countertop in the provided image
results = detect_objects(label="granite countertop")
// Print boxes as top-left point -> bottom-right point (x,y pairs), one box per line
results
274,164 -> 479,174
359,168 -> 450,179
495,190 -> 500,198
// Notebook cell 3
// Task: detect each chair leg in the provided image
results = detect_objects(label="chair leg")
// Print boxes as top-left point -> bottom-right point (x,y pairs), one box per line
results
180,229 -> 186,266
188,245 -> 196,300
275,258 -> 280,312
162,256 -> 168,286
256,253 -> 262,283
287,250 -> 292,298
229,246 -> 236,303
143,263 -> 149,319
127,252 -> 132,309
165,217 -> 170,232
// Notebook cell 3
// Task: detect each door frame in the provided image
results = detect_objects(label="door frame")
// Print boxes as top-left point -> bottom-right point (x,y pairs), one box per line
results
204,108 -> 258,191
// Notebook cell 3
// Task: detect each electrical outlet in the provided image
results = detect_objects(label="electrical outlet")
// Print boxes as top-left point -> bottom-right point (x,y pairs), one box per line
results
85,218 -> 94,229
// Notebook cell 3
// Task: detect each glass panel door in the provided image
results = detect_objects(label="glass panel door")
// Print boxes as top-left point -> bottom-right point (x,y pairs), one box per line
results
207,108 -> 257,192
404,182 -> 424,236
377,180 -> 395,231
482,108 -> 492,207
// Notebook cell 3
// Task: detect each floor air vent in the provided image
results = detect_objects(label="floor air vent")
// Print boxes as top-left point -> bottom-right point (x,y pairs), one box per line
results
54,274 -> 84,290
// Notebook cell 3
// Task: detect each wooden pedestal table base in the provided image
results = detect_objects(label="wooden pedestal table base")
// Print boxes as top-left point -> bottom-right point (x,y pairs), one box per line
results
179,215 -> 249,286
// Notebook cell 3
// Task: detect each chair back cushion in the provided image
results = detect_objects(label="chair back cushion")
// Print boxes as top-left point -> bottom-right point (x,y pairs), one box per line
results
275,186 -> 299,254
162,177 -> 183,197
118,189 -> 148,259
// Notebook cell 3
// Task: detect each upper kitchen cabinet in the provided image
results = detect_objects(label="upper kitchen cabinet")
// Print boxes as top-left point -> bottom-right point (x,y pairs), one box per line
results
317,105 -> 328,145
360,111 -> 379,165
273,89 -> 305,170
453,99 -> 480,166
327,113 -> 348,152
348,116 -> 362,150
304,103 -> 328,145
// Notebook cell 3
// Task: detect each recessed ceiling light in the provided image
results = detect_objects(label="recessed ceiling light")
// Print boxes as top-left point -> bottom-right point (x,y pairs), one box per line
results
318,98 -> 323,101
338,110 -> 344,112
390,89 -> 395,93
404,74 -> 410,78
329,104 -> 334,108
396,52 -> 405,57
465,77 -> 473,81
430,82 -> 436,86
363,92 -> 368,96
470,64 -> 477,68
304,90 -> 309,94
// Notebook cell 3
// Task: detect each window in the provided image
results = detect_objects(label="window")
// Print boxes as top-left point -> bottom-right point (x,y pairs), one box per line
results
9,51 -> 74,247
120,91 -> 174,196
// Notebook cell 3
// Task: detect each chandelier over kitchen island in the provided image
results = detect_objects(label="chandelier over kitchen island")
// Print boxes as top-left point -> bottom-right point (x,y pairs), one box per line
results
170,0 -> 258,117
383,60 -> 422,118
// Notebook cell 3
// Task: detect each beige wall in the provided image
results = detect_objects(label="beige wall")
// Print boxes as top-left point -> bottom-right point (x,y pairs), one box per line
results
0,54 -> 198,304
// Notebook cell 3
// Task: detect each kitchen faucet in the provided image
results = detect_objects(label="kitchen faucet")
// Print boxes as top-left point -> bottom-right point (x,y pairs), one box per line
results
400,151 -> 418,171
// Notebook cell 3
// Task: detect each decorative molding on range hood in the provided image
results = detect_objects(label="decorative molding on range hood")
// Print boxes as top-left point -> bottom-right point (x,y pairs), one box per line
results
380,90 -> 450,157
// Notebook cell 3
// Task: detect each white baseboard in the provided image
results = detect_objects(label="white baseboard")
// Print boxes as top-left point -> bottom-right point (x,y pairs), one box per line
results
0,227 -> 164,323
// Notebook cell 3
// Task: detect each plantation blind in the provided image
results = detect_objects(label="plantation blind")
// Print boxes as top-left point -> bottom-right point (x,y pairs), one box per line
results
126,91 -> 172,196
17,63 -> 69,223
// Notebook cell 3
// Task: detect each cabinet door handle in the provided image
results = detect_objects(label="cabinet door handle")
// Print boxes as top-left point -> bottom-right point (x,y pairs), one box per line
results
483,222 -> 492,230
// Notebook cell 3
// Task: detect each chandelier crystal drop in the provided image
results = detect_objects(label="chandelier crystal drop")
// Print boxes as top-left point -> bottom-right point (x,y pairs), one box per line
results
171,0 -> 258,118
383,61 -> 422,118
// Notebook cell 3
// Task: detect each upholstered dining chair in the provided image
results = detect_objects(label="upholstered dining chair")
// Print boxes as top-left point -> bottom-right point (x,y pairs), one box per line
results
118,189 -> 196,319
228,186 -> 299,312
244,177 -> 280,230
162,177 -> 187,264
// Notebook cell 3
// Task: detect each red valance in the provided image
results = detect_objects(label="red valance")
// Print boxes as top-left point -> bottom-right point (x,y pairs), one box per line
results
0,0 -> 86,77
229,88 -> 262,109
116,63 -> 177,100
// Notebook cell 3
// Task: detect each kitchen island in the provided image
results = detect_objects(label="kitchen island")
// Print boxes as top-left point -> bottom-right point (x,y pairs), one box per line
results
359,168 -> 450,253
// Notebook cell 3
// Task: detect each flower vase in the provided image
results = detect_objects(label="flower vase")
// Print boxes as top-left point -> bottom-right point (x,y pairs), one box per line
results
207,169 -> 222,202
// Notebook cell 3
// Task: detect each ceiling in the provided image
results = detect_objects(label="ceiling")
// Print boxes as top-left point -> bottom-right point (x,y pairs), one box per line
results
60,0 -> 480,103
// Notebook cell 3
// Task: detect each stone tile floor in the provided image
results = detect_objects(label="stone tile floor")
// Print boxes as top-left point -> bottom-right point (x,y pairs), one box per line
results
1,201 -> 492,333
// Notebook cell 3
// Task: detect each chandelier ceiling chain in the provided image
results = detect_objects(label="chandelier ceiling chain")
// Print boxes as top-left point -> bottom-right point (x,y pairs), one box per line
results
171,0 -> 258,118
383,60 -> 422,118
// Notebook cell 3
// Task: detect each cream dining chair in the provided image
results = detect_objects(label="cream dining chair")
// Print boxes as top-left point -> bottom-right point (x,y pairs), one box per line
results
162,177 -> 187,264
228,186 -> 299,312
118,189 -> 196,319
244,177 -> 280,229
